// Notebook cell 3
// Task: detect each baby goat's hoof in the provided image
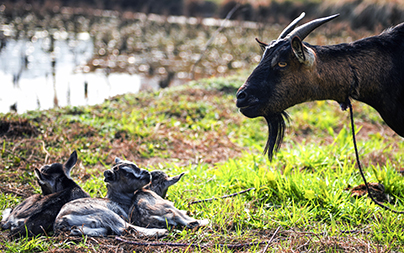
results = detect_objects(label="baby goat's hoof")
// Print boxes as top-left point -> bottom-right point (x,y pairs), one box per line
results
198,219 -> 209,227
1,208 -> 12,224
186,219 -> 209,230
131,225 -> 168,238
186,221 -> 199,230
70,228 -> 83,236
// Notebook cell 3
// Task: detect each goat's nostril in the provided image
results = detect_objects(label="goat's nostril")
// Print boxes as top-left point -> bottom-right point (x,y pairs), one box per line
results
236,90 -> 247,100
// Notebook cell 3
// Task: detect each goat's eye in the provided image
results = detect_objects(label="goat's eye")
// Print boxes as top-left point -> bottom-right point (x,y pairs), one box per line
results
278,62 -> 287,68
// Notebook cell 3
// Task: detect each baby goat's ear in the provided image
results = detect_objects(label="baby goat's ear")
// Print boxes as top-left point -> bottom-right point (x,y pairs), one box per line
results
34,168 -> 44,183
167,172 -> 185,186
115,157 -> 123,164
64,151 -> 78,176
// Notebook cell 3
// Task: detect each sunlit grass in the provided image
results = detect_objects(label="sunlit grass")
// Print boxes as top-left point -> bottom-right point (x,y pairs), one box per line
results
1,75 -> 403,252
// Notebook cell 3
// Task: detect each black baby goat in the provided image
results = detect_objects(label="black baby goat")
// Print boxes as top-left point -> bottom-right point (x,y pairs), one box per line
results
236,12 -> 404,160
1,151 -> 89,237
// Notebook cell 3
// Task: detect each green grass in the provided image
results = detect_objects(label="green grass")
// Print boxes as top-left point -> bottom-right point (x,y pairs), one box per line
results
1,76 -> 403,252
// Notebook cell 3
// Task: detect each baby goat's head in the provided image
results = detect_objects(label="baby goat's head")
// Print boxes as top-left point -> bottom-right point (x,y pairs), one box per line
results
34,151 -> 77,195
147,171 -> 185,198
104,158 -> 151,194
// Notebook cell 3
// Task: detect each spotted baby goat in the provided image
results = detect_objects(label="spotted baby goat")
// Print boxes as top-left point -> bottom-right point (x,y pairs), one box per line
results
129,171 -> 208,230
54,158 -> 167,237
1,151 -> 89,237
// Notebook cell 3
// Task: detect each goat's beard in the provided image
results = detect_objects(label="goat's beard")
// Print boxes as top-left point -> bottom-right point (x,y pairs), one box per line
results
263,112 -> 289,161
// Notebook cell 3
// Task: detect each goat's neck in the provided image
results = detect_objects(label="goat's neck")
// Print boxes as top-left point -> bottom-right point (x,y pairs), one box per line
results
311,45 -> 382,105
312,42 -> 404,136
105,187 -> 134,213
58,178 -> 87,199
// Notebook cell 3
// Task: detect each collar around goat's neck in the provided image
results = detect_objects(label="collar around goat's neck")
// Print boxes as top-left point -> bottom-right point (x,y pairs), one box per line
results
339,63 -> 360,112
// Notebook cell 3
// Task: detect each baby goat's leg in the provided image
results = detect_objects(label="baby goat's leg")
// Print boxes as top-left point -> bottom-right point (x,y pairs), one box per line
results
172,210 -> 209,229
71,226 -> 109,237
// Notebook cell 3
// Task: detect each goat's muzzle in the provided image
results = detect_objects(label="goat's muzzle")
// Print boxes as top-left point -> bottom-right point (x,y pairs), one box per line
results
103,170 -> 116,182
236,89 -> 261,118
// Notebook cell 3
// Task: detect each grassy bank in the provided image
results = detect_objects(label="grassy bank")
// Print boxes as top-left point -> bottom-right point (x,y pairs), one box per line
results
1,76 -> 404,252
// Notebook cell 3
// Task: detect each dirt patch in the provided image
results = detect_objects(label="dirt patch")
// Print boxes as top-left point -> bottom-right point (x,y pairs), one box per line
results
0,119 -> 39,138
345,182 -> 390,203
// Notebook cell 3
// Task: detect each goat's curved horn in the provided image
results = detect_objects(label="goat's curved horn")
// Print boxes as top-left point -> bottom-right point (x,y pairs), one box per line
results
287,13 -> 340,41
277,12 -> 306,40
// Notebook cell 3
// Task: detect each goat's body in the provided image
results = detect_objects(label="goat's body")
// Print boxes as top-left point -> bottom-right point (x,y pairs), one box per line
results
308,24 -> 404,136
2,186 -> 89,237
130,189 -> 208,229
55,198 -> 124,237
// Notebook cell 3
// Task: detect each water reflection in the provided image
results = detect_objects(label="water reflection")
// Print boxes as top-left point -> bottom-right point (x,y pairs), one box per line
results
0,33 -> 141,114
0,9 -> 276,114
1,5 -> 358,115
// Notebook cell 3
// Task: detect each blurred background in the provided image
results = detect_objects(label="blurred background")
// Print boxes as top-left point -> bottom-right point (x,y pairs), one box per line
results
1,0 -> 404,114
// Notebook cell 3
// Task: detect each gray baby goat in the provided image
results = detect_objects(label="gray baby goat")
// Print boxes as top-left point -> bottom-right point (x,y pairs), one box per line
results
54,158 -> 167,237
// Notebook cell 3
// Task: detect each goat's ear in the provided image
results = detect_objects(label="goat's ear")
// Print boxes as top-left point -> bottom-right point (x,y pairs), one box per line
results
115,157 -> 123,164
291,36 -> 306,63
167,172 -> 185,186
64,151 -> 77,176
34,168 -> 43,182
255,38 -> 268,52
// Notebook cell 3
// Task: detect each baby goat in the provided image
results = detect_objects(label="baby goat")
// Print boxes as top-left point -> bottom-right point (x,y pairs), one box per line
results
1,151 -> 89,237
129,171 -> 208,230
54,158 -> 167,237
146,170 -> 185,198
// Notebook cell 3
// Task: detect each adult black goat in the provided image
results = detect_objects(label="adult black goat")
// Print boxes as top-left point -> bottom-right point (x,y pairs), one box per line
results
236,12 -> 404,160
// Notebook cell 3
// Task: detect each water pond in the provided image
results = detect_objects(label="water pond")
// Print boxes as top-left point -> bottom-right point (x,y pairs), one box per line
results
3,8 -> 349,114
0,32 -> 143,114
